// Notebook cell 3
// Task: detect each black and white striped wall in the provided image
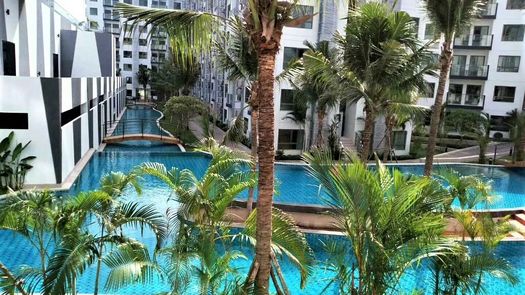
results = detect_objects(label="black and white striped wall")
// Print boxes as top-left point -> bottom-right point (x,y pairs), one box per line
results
1,0 -> 126,185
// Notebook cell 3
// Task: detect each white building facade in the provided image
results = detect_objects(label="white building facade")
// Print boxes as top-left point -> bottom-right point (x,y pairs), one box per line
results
85,0 -> 180,100
0,0 -> 125,185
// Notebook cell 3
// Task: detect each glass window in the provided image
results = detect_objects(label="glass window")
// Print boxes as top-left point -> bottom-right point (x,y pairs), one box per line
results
493,86 -> 516,102
89,8 -> 98,15
280,89 -> 295,110
497,56 -> 520,72
507,0 -> 525,9
277,129 -> 304,150
174,2 -> 182,9
126,89 -> 132,97
490,115 -> 511,132
465,85 -> 482,105
123,51 -> 132,58
283,47 -> 307,66
139,0 -> 148,6
126,77 -> 132,84
139,52 -> 147,59
393,131 -> 407,150
139,39 -> 147,46
424,24 -> 436,40
123,64 -> 132,71
411,17 -> 420,34
123,37 -> 132,45
423,82 -> 435,98
502,25 -> 525,41
448,84 -> 463,104
286,5 -> 314,29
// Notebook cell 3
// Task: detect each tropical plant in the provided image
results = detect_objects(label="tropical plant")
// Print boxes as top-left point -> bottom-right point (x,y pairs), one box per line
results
303,3 -> 435,161
0,190 -> 58,293
0,131 -> 36,194
151,50 -> 201,98
506,109 -> 525,163
0,261 -> 29,295
423,0 -> 487,175
444,110 -> 491,164
136,144 -> 313,294
44,172 -> 167,295
305,150 -> 452,294
136,65 -> 151,101
115,2 -> 317,290
163,96 -> 207,131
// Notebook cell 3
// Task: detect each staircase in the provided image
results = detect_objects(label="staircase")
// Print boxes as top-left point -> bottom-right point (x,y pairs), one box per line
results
340,136 -> 355,151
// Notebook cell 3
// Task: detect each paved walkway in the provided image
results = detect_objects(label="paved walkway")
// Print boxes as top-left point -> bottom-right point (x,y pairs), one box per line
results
400,142 -> 513,163
188,116 -> 251,153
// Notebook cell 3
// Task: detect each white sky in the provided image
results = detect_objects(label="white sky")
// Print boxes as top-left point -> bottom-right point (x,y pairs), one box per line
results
55,0 -> 86,22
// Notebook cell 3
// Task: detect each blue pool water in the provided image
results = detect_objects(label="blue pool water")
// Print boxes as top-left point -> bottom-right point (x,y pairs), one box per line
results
2,106 -> 525,294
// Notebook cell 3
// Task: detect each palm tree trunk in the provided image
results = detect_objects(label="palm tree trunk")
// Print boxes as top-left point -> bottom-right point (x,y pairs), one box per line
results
0,261 -> 29,295
424,41 -> 453,176
308,102 -> 316,149
360,106 -> 375,162
247,83 -> 259,211
383,114 -> 394,162
316,111 -> 325,147
254,48 -> 277,294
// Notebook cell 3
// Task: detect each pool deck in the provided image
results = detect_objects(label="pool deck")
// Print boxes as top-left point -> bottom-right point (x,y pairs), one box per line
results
225,207 -> 525,241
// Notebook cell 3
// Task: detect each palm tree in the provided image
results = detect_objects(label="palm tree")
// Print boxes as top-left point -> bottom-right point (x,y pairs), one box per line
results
422,0 -> 486,175
114,2 -> 316,291
507,109 -> 525,163
305,149 -> 453,294
136,65 -> 151,101
136,143 -> 313,293
0,190 -> 58,292
214,16 -> 259,211
0,261 -> 29,295
44,172 -> 167,295
151,51 -> 201,98
303,3 -> 435,162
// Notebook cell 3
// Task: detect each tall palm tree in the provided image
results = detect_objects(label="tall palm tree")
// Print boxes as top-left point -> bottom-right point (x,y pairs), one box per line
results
114,3 -> 316,291
151,51 -> 200,98
422,0 -> 486,175
305,150 -> 453,294
136,65 -> 151,101
304,3 -> 434,161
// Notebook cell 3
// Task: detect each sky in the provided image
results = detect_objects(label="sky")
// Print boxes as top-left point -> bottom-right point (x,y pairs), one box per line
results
55,0 -> 86,22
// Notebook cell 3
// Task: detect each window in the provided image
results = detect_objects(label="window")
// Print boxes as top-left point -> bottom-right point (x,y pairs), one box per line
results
0,113 -> 28,129
139,0 -> 148,6
465,85 -> 482,105
2,41 -> 16,76
126,77 -> 132,84
411,17 -> 420,33
126,89 -> 132,97
139,52 -> 147,59
286,5 -> 314,29
280,89 -> 295,110
278,129 -> 304,150
393,131 -> 407,150
424,24 -> 436,40
123,37 -> 132,45
139,39 -> 147,46
507,0 -> 525,9
423,82 -> 435,98
123,51 -> 132,58
123,64 -> 132,71
89,8 -> 98,16
174,2 -> 181,9
493,86 -> 516,102
497,56 -> 520,72
124,0 -> 132,4
283,47 -> 307,66
490,115 -> 511,132
159,53 -> 165,61
502,25 -> 525,41
448,84 -> 463,104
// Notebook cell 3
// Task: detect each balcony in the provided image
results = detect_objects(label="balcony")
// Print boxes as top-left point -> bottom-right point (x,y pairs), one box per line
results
454,34 -> 493,49
103,0 -> 119,6
450,65 -> 489,80
480,2 -> 497,18
447,94 -> 485,109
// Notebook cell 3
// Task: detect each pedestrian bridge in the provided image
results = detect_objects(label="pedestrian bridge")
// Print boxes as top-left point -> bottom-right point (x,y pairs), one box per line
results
102,119 -> 181,145
103,134 -> 182,145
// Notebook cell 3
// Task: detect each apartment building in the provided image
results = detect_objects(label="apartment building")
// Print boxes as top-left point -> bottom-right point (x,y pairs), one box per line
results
192,0 -> 525,156
85,0 -> 180,100
0,0 -> 125,185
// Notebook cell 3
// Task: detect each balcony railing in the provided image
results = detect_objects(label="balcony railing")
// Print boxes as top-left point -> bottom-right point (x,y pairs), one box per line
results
447,94 -> 485,108
450,65 -> 489,79
480,2 -> 498,18
454,34 -> 493,49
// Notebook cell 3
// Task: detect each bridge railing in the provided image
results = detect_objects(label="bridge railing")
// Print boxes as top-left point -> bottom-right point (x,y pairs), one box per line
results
102,119 -> 170,140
